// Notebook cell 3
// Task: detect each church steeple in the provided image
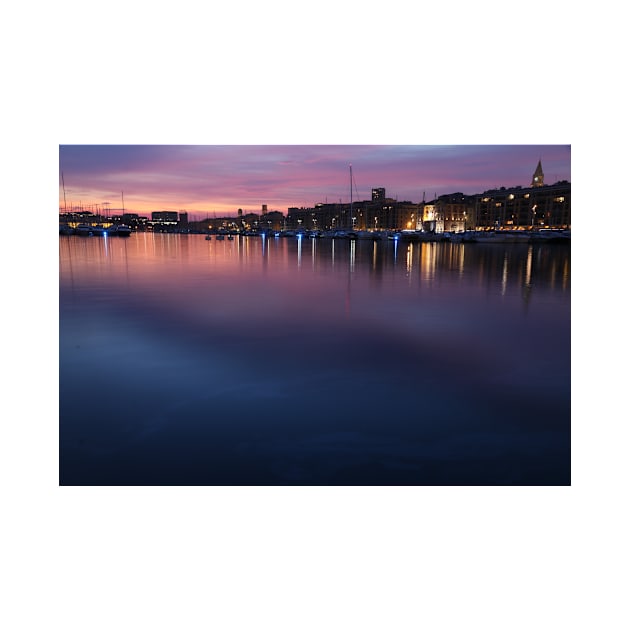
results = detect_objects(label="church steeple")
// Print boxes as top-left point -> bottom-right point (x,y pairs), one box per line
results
531,160 -> 544,187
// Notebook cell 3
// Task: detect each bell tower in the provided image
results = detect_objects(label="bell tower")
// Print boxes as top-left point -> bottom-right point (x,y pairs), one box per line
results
531,160 -> 544,187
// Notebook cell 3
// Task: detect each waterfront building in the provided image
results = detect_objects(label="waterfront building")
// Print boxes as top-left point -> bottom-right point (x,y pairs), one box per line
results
422,203 -> 437,232
118,213 -> 146,230
420,195 -> 473,233
369,200 -> 420,231
287,197 -> 423,232
473,180 -> 570,230
241,213 -> 260,230
259,210 -> 283,231
151,211 -> 179,224
59,210 -> 99,228
286,206 -> 319,230
149,210 -> 180,232
59,210 -> 118,231
470,161 -> 569,229
198,215 -> 240,232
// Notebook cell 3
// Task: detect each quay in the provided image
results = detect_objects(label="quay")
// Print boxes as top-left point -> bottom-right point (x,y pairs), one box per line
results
59,224 -> 570,244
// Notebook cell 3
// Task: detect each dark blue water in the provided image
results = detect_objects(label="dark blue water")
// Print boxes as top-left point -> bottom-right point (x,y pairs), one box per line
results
59,233 -> 570,485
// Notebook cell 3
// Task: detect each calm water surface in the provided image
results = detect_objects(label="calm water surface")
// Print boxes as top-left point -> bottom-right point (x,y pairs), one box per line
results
59,233 -> 570,485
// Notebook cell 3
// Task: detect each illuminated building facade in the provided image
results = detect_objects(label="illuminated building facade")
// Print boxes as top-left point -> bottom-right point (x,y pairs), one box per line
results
473,181 -> 570,230
422,193 -> 473,233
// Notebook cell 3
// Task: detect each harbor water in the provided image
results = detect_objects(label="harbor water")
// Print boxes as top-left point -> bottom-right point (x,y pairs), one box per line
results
59,233 -> 571,485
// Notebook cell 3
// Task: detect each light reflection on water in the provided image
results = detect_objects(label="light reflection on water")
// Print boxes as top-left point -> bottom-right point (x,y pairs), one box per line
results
59,234 -> 571,485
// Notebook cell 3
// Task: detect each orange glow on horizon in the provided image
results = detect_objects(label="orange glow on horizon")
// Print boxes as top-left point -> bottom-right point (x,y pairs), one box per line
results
58,195 -> 276,221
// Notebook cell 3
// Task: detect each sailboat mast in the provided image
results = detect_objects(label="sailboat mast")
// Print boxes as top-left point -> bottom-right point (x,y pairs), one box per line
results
62,171 -> 67,212
349,164 -> 353,230
122,191 -> 125,214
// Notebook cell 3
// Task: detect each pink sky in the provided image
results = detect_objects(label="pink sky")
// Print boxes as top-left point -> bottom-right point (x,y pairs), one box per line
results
59,145 -> 570,221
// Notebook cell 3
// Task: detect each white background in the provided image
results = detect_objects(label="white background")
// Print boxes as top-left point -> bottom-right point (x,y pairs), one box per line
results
2,1 -> 627,629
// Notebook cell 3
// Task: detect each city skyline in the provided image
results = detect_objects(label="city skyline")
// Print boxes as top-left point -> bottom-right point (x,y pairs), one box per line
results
59,145 -> 571,220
